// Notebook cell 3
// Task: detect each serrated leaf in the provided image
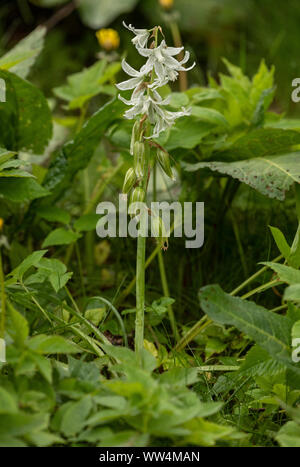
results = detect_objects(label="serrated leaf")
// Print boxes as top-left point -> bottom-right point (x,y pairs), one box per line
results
41,98 -> 125,201
0,70 -> 52,154
0,27 -> 46,78
199,284 -> 292,364
184,152 -> 300,200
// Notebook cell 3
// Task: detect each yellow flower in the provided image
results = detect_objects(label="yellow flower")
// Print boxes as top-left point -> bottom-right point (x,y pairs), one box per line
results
159,0 -> 174,10
96,29 -> 120,51
0,218 -> 3,231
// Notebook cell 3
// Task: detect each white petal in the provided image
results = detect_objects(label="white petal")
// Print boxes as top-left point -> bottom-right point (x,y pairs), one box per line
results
116,77 -> 143,90
165,45 -> 184,56
121,59 -> 141,77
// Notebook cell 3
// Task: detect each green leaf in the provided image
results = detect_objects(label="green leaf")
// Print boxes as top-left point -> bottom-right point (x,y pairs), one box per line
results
10,250 -> 47,281
269,226 -> 291,260
36,206 -> 71,224
284,285 -> 300,302
53,60 -> 120,110
7,306 -> 29,347
217,128 -> 300,161
41,98 -> 125,201
159,117 -> 214,151
261,262 -> 300,284
0,387 -> 18,414
0,70 -> 52,154
191,106 -> 229,128
77,0 -> 139,28
0,27 -> 46,78
276,421 -> 300,447
0,413 -> 48,437
184,152 -> 300,201
199,284 -> 292,364
0,177 -> 50,202
74,214 -> 100,232
60,395 -> 92,437
28,335 -> 82,354
42,228 -> 81,247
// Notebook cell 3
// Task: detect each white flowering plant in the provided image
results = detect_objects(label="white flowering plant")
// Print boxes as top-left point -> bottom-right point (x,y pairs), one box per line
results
116,23 -> 195,361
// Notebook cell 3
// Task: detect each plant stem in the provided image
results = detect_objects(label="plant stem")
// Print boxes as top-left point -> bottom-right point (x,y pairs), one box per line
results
169,20 -> 188,91
135,234 -> 146,361
0,249 -> 6,339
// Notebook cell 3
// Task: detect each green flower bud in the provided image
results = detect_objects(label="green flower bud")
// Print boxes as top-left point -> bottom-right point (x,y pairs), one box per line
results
151,214 -> 169,250
130,120 -> 140,156
122,167 -> 136,194
157,148 -> 175,180
130,187 -> 145,205
133,141 -> 146,178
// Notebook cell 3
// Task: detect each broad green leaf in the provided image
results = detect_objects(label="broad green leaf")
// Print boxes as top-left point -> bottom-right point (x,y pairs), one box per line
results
77,0 -> 139,28
269,226 -> 291,260
184,152 -> 300,201
0,27 -> 46,78
261,262 -> 300,284
0,387 -> 18,414
217,128 -> 300,161
60,395 -> 92,437
284,285 -> 300,302
42,228 -> 81,247
10,250 -> 47,281
53,60 -> 120,110
276,421 -> 300,447
29,352 -> 52,383
159,118 -> 214,151
191,106 -> 229,128
28,335 -> 82,354
35,206 -> 71,224
0,177 -> 50,202
199,284 -> 292,364
0,70 -> 52,154
7,306 -> 29,347
41,98 -> 125,201
73,214 -> 100,232
0,413 -> 48,437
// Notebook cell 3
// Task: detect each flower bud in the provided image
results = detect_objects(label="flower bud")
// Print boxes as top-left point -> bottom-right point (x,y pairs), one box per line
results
133,141 -> 146,178
122,167 -> 136,194
151,215 -> 169,250
130,120 -> 140,156
130,187 -> 145,205
156,149 -> 175,180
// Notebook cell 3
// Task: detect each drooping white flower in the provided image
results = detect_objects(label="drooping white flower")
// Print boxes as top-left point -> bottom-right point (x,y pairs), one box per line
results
117,24 -> 194,138
123,22 -> 150,49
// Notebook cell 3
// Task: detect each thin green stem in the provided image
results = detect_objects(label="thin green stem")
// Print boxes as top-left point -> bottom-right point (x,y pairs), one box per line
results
168,20 -> 188,91
0,249 -> 6,339
135,234 -> 146,361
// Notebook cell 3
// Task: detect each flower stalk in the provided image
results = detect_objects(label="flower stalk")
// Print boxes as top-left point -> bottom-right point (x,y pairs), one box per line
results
117,22 -> 194,362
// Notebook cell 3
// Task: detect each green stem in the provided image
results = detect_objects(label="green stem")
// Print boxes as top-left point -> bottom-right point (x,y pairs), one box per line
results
135,234 -> 146,361
168,20 -> 188,91
0,249 -> 6,339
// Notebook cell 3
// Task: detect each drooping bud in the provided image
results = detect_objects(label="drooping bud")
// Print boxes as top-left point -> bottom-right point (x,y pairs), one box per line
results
151,214 -> 169,250
130,120 -> 140,156
130,187 -> 145,205
133,141 -> 146,178
156,148 -> 175,180
122,167 -> 136,194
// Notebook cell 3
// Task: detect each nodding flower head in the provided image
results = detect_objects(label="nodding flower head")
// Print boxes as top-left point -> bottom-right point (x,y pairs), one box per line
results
96,28 -> 120,50
117,24 -> 194,138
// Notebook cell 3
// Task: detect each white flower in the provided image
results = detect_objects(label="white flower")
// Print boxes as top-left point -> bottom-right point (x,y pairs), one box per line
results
116,59 -> 148,91
117,24 -> 194,137
123,22 -> 150,49
138,40 -> 195,87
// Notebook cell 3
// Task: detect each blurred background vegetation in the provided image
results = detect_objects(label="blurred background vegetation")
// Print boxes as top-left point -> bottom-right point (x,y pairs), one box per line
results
1,0 -> 299,114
